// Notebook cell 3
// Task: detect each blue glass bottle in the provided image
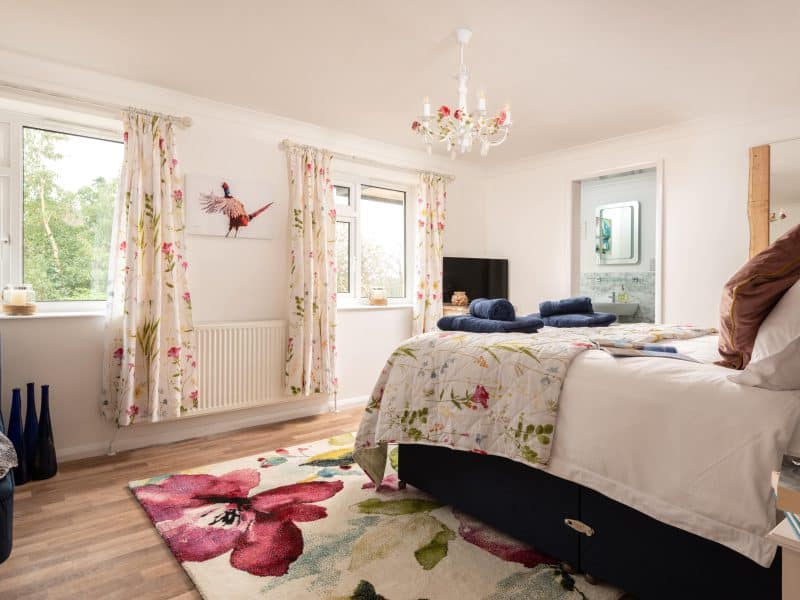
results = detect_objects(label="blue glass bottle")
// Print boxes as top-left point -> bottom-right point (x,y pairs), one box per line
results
32,385 -> 57,480
7,388 -> 28,485
23,382 -> 37,474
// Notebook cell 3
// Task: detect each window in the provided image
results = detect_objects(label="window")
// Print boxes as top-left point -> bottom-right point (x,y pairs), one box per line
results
334,179 -> 409,302
21,126 -> 122,302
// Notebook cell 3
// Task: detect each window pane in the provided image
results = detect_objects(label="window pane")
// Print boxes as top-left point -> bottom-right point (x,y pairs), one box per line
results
334,185 -> 350,207
23,127 -> 123,301
335,220 -> 350,294
360,185 -> 405,298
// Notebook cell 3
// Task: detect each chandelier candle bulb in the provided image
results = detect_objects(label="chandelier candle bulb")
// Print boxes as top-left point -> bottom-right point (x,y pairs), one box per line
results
479,91 -> 486,112
423,97 -> 430,117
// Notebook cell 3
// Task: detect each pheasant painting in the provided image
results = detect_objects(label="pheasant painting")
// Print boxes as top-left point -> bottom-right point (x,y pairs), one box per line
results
199,182 -> 274,237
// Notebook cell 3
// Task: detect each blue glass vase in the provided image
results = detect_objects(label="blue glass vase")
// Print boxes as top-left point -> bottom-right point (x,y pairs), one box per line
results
23,382 -> 37,474
32,385 -> 57,480
8,388 -> 28,485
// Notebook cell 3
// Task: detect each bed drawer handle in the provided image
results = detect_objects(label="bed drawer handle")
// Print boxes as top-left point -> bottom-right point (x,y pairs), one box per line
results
564,518 -> 595,537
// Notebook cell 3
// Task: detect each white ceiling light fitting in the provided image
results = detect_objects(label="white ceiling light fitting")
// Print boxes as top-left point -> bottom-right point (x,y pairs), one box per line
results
411,27 -> 512,159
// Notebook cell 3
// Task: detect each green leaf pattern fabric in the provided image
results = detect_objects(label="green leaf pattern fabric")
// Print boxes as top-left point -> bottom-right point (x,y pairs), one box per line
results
354,324 -> 716,483
102,112 -> 198,425
284,146 -> 337,396
412,173 -> 447,335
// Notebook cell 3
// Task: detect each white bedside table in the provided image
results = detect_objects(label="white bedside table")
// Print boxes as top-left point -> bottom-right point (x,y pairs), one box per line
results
768,518 -> 800,599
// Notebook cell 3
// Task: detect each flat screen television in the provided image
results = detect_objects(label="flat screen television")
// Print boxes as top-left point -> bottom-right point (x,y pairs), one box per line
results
443,257 -> 509,302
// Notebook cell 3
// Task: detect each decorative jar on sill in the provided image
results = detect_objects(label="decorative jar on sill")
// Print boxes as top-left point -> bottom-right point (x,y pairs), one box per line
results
2,284 -> 36,316
451,291 -> 469,307
368,287 -> 388,306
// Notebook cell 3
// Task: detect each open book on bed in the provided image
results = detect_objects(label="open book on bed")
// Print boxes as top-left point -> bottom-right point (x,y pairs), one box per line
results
600,344 -> 700,362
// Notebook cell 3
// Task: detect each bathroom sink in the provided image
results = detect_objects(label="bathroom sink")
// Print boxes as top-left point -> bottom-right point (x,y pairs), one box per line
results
592,302 -> 639,317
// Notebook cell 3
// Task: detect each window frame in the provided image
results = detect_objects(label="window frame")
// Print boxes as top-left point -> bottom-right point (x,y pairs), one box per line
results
0,108 -> 123,314
333,174 -> 413,306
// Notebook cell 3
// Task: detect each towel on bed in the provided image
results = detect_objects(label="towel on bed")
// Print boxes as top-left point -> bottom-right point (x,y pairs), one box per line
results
437,314 -> 544,334
468,298 -> 516,321
536,312 -> 617,328
539,296 -> 593,317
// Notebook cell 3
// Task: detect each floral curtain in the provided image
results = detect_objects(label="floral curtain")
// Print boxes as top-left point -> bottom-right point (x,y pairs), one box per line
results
412,173 -> 447,335
285,145 -> 337,396
102,111 -> 198,425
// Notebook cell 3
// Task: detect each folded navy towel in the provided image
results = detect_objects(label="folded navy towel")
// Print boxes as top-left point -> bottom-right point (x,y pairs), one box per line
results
534,312 -> 617,328
469,298 -> 516,321
437,314 -> 544,334
539,296 -> 593,318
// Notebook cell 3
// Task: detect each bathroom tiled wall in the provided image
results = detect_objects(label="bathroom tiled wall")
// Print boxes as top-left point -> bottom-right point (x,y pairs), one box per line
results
580,272 -> 656,323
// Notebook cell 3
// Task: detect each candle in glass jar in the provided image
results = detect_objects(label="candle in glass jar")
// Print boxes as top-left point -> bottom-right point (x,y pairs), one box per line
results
9,289 -> 27,305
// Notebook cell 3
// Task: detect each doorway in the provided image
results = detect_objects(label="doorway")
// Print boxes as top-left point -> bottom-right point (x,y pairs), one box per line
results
571,165 -> 661,323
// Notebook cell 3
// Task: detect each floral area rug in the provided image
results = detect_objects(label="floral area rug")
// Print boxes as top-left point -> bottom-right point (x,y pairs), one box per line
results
129,435 -> 623,599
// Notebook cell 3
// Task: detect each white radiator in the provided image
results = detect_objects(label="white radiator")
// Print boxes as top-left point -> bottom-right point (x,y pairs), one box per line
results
195,320 -> 287,415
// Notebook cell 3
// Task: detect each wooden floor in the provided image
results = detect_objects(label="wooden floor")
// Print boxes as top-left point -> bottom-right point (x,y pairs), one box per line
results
0,407 -> 363,600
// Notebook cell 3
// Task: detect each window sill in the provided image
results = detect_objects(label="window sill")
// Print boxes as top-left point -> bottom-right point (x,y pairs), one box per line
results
0,310 -> 105,320
337,302 -> 413,312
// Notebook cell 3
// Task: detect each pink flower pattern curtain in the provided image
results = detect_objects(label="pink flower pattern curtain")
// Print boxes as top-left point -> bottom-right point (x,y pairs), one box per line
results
103,112 -> 198,425
412,173 -> 447,335
284,146 -> 337,396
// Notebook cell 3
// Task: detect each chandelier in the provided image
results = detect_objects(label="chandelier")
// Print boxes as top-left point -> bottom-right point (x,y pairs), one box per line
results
411,27 -> 512,158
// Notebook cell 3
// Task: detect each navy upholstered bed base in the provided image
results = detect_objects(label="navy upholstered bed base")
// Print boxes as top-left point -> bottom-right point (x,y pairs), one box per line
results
398,444 -> 780,600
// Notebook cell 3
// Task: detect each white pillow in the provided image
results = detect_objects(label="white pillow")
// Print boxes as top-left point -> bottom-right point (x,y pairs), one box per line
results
730,278 -> 800,390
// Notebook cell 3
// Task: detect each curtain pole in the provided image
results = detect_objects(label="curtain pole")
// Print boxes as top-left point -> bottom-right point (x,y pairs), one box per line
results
0,80 -> 193,128
279,139 -> 455,183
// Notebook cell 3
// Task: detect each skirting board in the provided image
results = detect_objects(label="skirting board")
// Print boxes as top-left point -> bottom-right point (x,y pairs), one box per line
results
58,394 -> 369,462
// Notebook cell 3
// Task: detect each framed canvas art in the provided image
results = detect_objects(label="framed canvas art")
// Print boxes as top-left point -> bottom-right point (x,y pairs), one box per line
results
185,174 -> 279,239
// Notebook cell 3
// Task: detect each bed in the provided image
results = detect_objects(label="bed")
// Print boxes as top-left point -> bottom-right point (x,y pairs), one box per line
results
354,327 -> 800,599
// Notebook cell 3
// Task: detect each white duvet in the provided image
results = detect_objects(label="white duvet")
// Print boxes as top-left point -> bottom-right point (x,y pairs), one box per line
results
548,332 -> 800,566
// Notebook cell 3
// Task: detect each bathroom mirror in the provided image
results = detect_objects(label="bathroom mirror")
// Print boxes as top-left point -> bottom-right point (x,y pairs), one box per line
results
595,201 -> 640,264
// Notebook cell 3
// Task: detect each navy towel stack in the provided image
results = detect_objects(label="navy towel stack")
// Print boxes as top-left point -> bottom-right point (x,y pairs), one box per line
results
535,295 -> 617,328
539,296 -> 593,317
437,314 -> 544,334
469,298 -> 516,321
537,312 -> 617,328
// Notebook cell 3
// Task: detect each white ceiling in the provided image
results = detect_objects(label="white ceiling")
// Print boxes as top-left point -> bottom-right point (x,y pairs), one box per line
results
1,0 -> 800,162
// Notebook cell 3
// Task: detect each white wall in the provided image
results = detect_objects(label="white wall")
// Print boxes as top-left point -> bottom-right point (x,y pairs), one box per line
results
484,110 -> 800,324
0,50 -> 487,460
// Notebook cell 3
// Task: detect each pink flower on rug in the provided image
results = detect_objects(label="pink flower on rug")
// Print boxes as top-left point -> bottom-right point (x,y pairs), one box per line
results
454,509 -> 554,568
133,469 -> 343,576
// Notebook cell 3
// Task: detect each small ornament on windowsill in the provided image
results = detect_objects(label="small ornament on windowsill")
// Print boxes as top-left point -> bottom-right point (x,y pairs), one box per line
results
2,284 -> 36,316
368,287 -> 388,306
451,291 -> 469,307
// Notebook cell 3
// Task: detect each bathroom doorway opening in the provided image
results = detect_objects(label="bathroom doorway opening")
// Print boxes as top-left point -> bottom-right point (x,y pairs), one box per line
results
570,164 -> 662,323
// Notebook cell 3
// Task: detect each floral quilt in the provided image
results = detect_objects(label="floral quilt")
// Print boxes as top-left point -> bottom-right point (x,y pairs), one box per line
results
354,324 -> 716,484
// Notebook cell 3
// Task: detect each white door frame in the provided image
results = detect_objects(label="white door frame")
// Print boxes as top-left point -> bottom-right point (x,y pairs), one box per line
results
568,160 -> 664,323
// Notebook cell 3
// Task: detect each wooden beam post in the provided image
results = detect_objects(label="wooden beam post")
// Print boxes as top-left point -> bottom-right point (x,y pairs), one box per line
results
748,144 -> 770,257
